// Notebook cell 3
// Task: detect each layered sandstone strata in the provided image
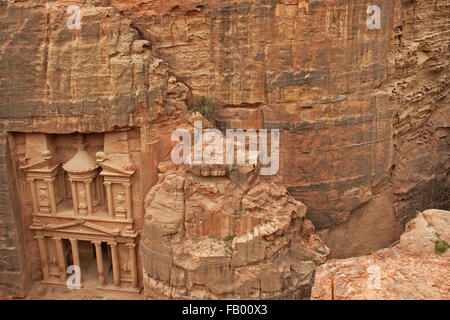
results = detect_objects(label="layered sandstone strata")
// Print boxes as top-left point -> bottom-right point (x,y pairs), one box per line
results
311,209 -> 450,300
107,0 -> 449,258
0,0 -> 448,299
141,159 -> 329,299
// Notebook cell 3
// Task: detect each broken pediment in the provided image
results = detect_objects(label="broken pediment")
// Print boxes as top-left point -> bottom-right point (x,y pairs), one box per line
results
20,150 -> 60,172
96,152 -> 136,177
41,219 -> 121,236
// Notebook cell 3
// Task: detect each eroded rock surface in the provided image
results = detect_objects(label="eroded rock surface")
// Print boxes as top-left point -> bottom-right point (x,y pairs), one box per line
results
108,0 -> 449,257
141,161 -> 329,299
311,209 -> 450,300
398,209 -> 450,256
0,0 -> 448,298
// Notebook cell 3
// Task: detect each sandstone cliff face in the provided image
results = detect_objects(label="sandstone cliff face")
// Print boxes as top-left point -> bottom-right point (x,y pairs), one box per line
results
386,1 -> 449,225
311,209 -> 450,300
0,0 -> 448,298
0,1 -> 190,296
107,0 -> 449,258
141,161 -> 329,299
111,0 -> 398,233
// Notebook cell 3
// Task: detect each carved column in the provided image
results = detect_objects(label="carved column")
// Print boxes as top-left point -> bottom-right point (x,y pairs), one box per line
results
95,177 -> 101,206
69,239 -> 80,268
99,177 -> 105,206
105,182 -> 114,218
85,180 -> 93,215
124,183 -> 132,220
127,243 -> 138,288
93,241 -> 105,286
36,235 -> 49,281
71,180 -> 78,215
46,178 -> 57,214
54,237 -> 66,281
60,172 -> 67,201
109,242 -> 120,287
28,179 -> 39,214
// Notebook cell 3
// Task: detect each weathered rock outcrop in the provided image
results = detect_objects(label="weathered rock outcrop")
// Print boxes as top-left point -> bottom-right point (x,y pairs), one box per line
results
311,209 -> 450,300
398,209 -> 450,256
141,159 -> 329,299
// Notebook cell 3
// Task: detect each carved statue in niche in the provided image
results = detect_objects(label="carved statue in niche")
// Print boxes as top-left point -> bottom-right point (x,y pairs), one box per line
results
49,255 -> 57,265
79,190 -> 87,211
23,146 -> 65,215
38,186 -> 49,203
122,261 -> 131,272
48,255 -> 60,277
116,191 -> 126,214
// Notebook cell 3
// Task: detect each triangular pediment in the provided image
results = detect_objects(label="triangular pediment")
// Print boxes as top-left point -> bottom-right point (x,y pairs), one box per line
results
22,158 -> 60,172
99,163 -> 135,177
97,153 -> 136,177
46,219 -> 120,236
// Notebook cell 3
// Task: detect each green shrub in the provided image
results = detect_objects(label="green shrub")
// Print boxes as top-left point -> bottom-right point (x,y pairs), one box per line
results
189,95 -> 221,124
223,235 -> 235,242
435,239 -> 449,254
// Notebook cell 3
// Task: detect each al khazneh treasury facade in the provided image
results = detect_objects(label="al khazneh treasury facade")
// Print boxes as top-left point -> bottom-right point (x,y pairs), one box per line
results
0,3 -> 191,295
17,132 -> 142,291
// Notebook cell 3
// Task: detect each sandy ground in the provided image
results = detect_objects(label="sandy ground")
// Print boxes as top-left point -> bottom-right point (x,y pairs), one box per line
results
25,283 -> 145,300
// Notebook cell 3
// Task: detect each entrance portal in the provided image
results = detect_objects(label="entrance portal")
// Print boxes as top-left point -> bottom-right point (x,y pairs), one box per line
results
75,240 -> 113,288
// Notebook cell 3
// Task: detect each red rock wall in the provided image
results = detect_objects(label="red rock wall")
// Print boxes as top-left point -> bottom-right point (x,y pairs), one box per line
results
0,0 -> 448,297
311,210 -> 450,300
108,0 -> 403,231
0,1 -> 190,297
109,0 -> 448,257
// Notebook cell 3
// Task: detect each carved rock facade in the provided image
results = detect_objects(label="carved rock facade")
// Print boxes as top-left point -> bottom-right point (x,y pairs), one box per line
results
0,2 -> 190,297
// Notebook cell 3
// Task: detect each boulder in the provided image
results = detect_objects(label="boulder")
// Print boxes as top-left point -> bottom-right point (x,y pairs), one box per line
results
311,209 -> 450,300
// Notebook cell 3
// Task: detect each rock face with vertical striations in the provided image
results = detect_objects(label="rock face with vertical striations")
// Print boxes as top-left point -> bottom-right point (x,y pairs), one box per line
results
0,0 -> 448,299
107,0 -> 449,258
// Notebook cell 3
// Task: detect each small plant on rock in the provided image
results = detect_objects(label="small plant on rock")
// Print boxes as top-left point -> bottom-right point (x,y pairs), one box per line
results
189,95 -> 221,124
434,232 -> 449,254
223,235 -> 235,242
435,239 -> 449,255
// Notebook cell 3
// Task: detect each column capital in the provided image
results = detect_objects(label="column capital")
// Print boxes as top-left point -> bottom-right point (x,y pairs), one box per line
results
123,183 -> 132,188
44,178 -> 56,182
91,240 -> 102,245
104,181 -> 112,186
107,241 -> 118,247
34,234 -> 45,240
125,243 -> 136,248
52,236 -> 62,241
